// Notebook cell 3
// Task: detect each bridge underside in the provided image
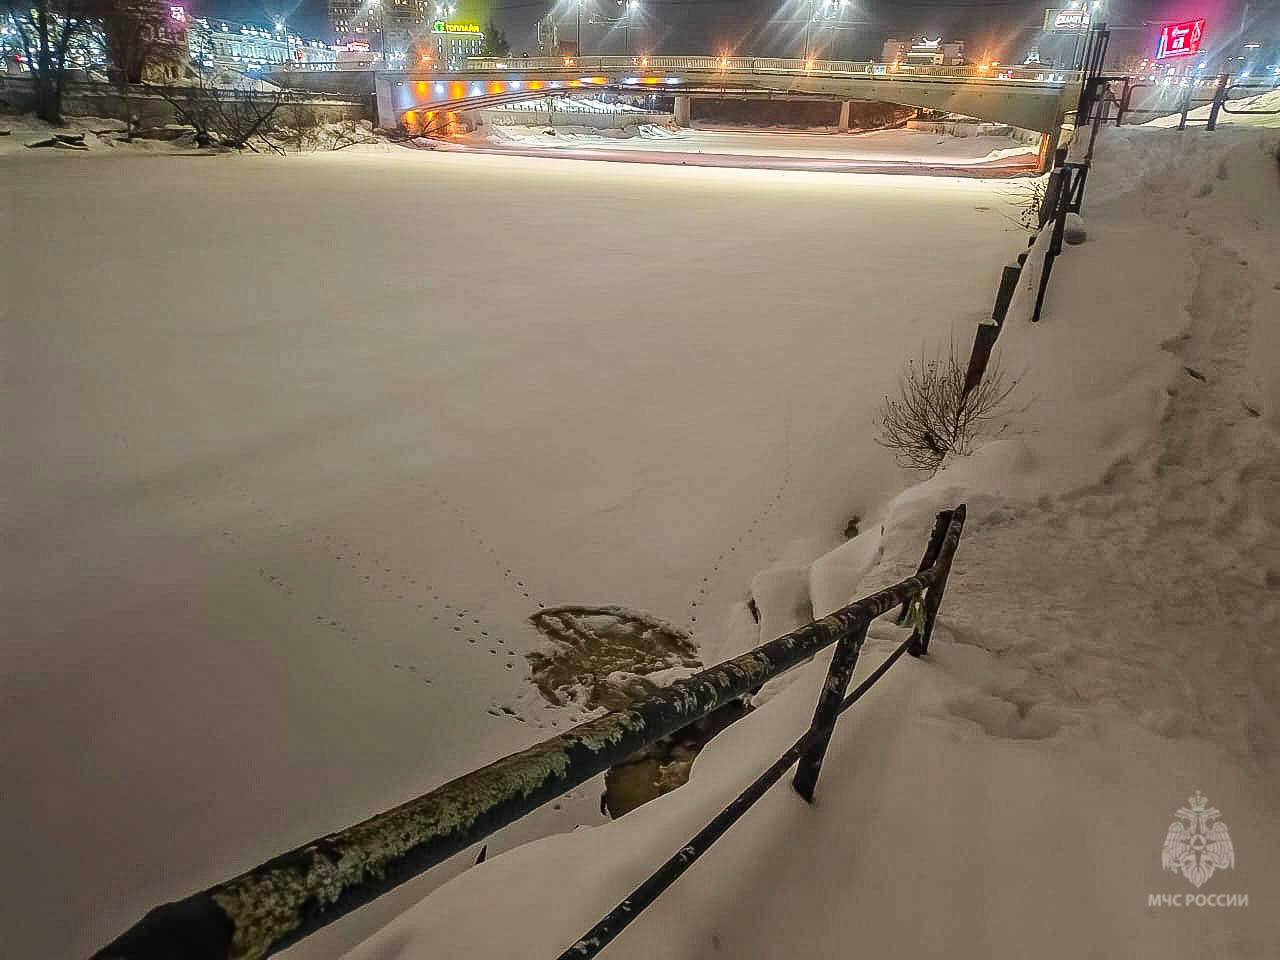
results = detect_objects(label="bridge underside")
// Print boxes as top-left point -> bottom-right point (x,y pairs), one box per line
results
377,69 -> 1077,135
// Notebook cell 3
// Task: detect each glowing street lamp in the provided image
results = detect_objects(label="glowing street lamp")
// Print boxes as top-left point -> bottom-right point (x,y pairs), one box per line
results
273,17 -> 285,63
368,0 -> 387,64
802,0 -> 850,62
624,0 -> 639,58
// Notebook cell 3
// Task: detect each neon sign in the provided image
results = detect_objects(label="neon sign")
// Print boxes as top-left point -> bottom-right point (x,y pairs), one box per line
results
1156,18 -> 1205,60
1044,8 -> 1090,32
432,20 -> 483,35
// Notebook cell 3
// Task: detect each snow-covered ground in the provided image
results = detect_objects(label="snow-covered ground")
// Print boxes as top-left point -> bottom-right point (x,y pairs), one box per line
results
489,95 -> 655,115
1,143 -> 1030,959
1145,85 -> 1280,130
474,124 -> 1039,165
342,128 -> 1280,957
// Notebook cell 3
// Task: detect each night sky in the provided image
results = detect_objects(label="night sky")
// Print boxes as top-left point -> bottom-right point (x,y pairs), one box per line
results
190,0 -> 1271,65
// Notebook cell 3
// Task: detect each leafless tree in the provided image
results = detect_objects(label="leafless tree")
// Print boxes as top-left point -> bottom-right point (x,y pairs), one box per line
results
876,342 -> 1016,473
278,98 -> 319,150
148,73 -> 291,151
323,118 -> 380,151
4,0 -> 92,122
402,108 -> 453,140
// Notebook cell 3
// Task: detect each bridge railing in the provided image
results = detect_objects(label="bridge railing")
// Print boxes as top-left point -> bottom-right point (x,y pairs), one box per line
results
459,55 -> 1078,85
92,507 -> 967,960
274,55 -> 1079,85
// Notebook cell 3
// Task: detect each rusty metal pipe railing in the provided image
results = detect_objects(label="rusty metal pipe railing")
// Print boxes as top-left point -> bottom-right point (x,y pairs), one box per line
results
93,506 -> 966,960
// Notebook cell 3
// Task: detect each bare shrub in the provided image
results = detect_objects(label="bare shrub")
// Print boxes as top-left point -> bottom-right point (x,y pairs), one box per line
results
876,342 -> 1016,473
278,99 -> 320,151
148,74 -> 290,151
327,119 -> 381,150
1000,176 -> 1047,231
401,109 -> 461,140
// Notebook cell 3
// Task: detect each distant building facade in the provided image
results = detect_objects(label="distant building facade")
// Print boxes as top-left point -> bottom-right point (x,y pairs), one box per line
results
329,0 -> 375,47
431,20 -> 485,68
882,37 -> 966,66
329,0 -> 437,58
881,38 -> 910,64
188,16 -> 336,71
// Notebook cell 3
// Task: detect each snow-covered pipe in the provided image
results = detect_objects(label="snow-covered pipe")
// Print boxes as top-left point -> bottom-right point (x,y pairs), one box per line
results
93,509 -> 967,960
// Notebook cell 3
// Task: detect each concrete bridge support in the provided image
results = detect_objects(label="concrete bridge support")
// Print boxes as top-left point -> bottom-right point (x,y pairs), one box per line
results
674,95 -> 691,127
837,100 -> 851,133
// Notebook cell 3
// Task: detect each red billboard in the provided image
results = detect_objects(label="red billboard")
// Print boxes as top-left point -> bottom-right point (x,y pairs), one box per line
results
1156,18 -> 1206,59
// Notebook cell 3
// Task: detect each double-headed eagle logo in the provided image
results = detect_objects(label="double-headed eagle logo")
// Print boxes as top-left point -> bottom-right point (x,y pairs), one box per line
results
1161,792 -> 1235,888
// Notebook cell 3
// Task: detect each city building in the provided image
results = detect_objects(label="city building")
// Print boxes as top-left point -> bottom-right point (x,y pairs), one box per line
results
329,0 -> 376,47
431,19 -> 485,69
881,38 -> 910,64
383,0 -> 429,58
881,37 -> 965,66
187,16 -> 336,72
905,37 -> 966,66
329,0 -> 440,57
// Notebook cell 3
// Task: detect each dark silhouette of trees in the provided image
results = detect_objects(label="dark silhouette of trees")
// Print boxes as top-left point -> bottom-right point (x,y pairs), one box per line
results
4,0 -> 92,122
482,20 -> 510,57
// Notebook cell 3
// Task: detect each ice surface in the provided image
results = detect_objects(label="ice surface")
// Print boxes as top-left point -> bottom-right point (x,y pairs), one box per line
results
0,143 -> 1026,959
343,128 -> 1280,960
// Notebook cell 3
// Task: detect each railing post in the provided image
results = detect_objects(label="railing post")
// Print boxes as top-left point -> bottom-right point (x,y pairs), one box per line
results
963,265 -> 1019,398
904,508 -> 955,657
1206,74 -> 1228,131
898,509 -> 953,628
792,619 -> 869,803
908,540 -> 956,658
1177,82 -> 1194,130
1032,161 -> 1073,323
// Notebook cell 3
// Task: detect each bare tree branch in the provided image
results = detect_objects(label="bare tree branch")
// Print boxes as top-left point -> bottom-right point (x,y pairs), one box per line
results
876,340 -> 1017,474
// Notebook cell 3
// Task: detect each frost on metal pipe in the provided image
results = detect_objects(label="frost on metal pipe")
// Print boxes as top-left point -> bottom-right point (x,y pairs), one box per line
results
93,579 -> 920,960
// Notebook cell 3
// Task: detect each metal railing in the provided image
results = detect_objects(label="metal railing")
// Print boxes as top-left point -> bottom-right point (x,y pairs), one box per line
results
1110,75 -> 1280,129
93,507 -> 966,960
461,55 -> 1076,85
273,55 -> 1077,86
1031,26 -> 1110,324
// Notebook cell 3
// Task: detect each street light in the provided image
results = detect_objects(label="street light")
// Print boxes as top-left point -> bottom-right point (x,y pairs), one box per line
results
802,0 -> 846,62
273,17 -> 288,65
625,0 -> 638,58
368,0 -> 386,65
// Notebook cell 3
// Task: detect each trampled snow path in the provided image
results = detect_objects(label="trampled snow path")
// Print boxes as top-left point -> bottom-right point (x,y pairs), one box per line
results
1,146 -> 1028,959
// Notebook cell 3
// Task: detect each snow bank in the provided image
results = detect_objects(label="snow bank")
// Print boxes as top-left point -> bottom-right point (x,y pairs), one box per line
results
482,123 -> 675,147
1145,85 -> 1280,130
347,123 -> 1280,960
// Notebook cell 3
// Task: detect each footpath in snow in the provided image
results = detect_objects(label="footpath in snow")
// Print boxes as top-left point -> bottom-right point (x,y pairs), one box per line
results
346,125 -> 1280,957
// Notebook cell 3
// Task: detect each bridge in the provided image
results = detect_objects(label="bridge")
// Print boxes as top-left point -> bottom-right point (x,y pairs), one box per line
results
359,55 -> 1081,167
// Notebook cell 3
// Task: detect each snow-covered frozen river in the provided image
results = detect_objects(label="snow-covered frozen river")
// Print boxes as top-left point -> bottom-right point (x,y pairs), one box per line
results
2,147 -> 1028,958
483,124 -> 1039,165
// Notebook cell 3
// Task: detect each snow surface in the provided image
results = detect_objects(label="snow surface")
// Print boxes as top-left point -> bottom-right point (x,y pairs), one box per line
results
475,125 -> 1039,165
343,129 -> 1280,958
489,96 -> 653,114
1,142 -> 1030,959
1145,85 -> 1280,130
